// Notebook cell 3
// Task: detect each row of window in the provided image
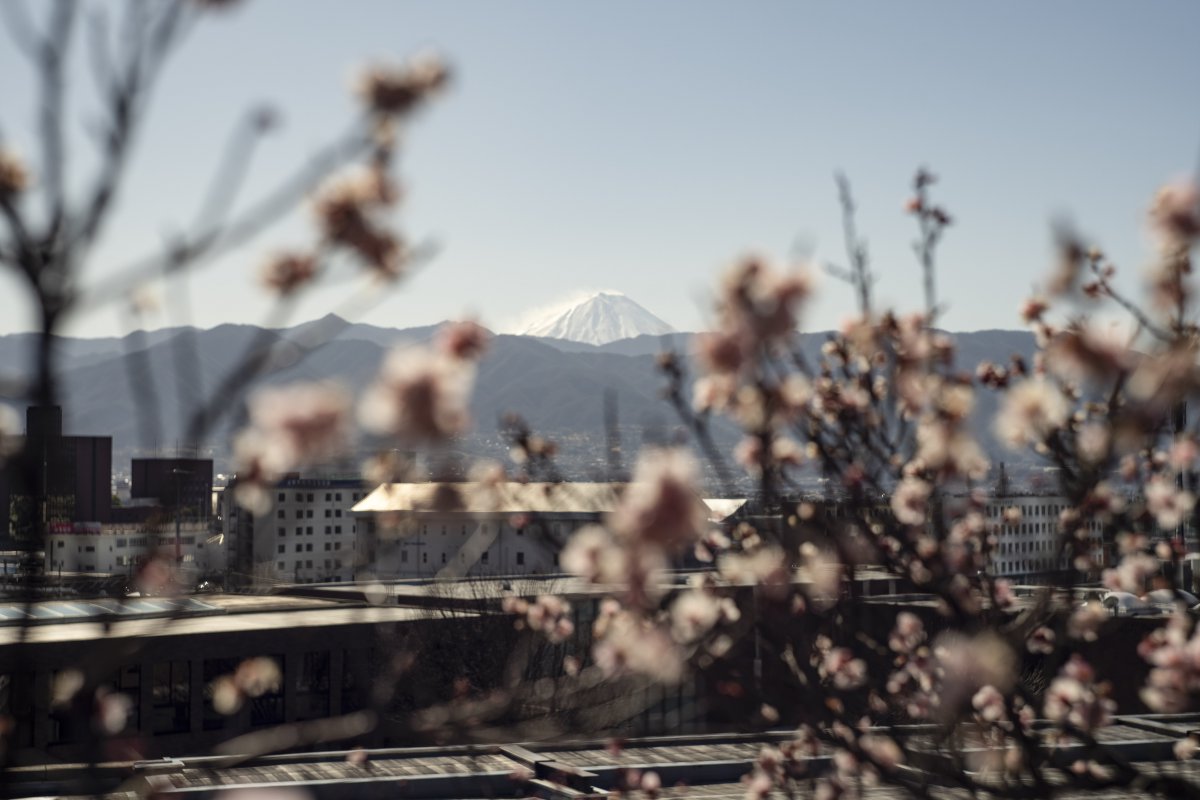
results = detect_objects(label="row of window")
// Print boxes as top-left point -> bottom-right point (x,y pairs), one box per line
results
277,492 -> 364,504
399,549 -> 526,566
276,559 -> 344,572
279,542 -> 344,553
276,526 -> 350,536
278,508 -> 347,519
55,536 -> 198,550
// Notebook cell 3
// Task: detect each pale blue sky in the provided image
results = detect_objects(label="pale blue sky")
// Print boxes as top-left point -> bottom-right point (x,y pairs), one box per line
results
2,0 -> 1199,337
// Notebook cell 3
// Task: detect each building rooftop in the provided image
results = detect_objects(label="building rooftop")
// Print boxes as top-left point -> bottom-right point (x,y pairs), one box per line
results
352,482 -> 750,528
22,715 -> 1200,800
0,592 -> 463,645
352,482 -> 630,515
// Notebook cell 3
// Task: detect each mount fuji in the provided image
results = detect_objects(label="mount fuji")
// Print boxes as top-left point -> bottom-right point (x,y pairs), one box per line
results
516,292 -> 676,346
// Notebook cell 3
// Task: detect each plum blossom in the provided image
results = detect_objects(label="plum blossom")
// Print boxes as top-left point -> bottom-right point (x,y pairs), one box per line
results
1044,655 -> 1114,733
561,524 -> 667,607
670,589 -> 738,643
502,594 -> 574,643
592,610 -> 683,684
914,417 -> 988,479
932,632 -> 1016,717
888,612 -> 926,655
718,546 -> 790,599
355,54 -> 451,117
1102,552 -> 1160,594
820,647 -> 867,690
1138,612 -> 1200,713
260,251 -> 318,295
232,382 -> 352,511
1020,296 -> 1049,324
713,255 -> 814,356
1045,325 -> 1133,384
995,378 -> 1069,449
210,657 -> 283,715
1171,436 -> 1200,470
313,168 -> 405,277
859,735 -> 904,772
360,346 -> 474,442
610,448 -> 706,552
971,685 -> 1007,724
693,330 -> 746,375
890,476 -> 931,526
1144,476 -> 1196,530
1026,626 -> 1055,655
248,381 -> 352,468
94,689 -> 133,735
0,149 -> 29,196
1068,602 -> 1107,641
1149,179 -> 1200,245
435,320 -> 491,361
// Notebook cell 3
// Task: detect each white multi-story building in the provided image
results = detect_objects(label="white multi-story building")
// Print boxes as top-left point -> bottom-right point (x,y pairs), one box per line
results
223,476 -> 367,585
984,495 -> 1108,582
350,482 -> 740,581
351,482 -> 623,580
44,521 -> 225,577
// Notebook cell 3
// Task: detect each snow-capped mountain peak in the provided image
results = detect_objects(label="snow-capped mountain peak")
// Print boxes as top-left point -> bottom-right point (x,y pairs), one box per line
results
517,292 -> 676,346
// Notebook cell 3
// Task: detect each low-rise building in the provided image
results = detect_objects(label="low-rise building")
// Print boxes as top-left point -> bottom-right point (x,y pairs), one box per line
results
43,520 -> 225,577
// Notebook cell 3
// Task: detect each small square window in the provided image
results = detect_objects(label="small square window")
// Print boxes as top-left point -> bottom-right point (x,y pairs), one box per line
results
516,552 -> 525,566
295,544 -> 302,552
306,543 -> 313,552
278,492 -> 285,502
278,527 -> 285,537
278,545 -> 285,554
277,509 -> 285,519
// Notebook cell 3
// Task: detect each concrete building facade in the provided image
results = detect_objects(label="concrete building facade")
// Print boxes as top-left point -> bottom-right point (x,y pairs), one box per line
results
985,495 -> 1108,582
351,482 -> 628,580
43,521 -> 224,577
223,476 -> 368,586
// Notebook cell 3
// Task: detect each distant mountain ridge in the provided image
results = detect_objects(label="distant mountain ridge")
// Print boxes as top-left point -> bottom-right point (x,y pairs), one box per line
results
517,292 -> 676,346
0,318 -> 1040,477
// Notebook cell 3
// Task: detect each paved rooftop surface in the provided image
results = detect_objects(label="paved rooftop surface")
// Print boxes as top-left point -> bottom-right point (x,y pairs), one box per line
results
19,718 -> 1200,800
